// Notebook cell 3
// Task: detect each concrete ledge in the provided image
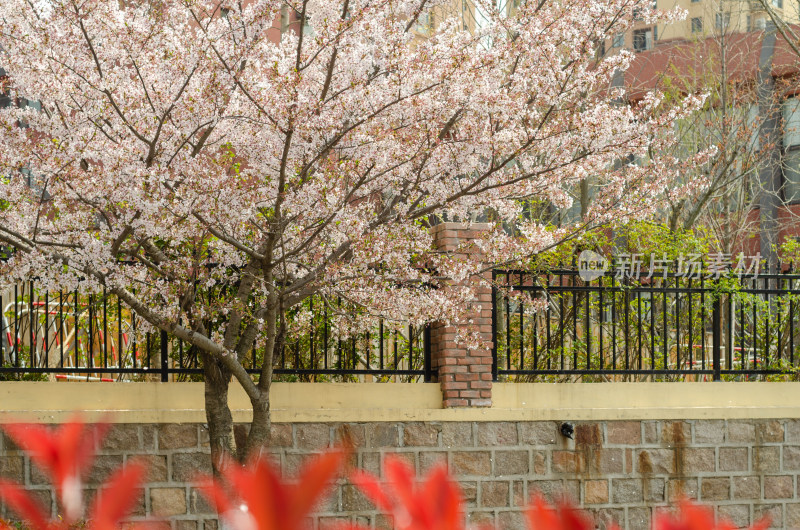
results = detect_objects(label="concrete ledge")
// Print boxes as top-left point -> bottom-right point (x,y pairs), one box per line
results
491,382 -> 800,420
1,381 -> 800,423
0,382 -> 443,423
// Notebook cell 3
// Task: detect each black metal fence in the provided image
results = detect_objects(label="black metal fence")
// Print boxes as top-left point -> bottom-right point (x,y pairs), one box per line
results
493,267 -> 800,381
0,281 -> 433,382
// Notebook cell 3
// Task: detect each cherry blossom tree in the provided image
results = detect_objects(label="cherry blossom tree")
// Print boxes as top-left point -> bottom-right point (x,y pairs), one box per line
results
0,0 -> 705,464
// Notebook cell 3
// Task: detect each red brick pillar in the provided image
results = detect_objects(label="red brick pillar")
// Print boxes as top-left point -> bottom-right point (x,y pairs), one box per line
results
429,222 -> 493,408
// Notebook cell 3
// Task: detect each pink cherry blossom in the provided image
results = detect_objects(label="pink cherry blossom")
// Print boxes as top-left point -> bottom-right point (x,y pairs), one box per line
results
0,0 -> 709,452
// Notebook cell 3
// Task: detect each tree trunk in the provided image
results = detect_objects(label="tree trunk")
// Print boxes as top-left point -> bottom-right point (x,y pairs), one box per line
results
202,299 -> 284,466
202,352 -> 237,472
241,320 -> 281,459
757,25 -> 780,275
243,389 -> 271,459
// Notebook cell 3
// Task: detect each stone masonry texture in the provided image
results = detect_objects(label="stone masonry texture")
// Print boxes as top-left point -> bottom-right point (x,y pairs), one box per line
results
6,420 -> 800,528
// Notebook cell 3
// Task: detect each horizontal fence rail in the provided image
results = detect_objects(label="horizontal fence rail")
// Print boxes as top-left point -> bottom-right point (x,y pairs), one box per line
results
0,281 -> 433,383
493,267 -> 800,382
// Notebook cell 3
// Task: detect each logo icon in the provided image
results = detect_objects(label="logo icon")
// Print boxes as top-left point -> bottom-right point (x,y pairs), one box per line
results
578,250 -> 608,282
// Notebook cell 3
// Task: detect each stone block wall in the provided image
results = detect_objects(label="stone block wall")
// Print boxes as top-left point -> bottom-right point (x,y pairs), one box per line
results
0,423 -> 216,530
6,419 -> 800,529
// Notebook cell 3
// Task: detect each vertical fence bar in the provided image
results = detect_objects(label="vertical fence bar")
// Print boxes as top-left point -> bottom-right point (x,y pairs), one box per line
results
662,278 -> 668,372
752,278 -> 757,370
160,330 -> 168,382
712,296 -> 721,382
506,279 -> 511,372
688,278 -> 693,371
739,293 -> 745,370
393,329 -> 398,370
675,276 -> 680,372
520,292 -> 525,372
379,319 -> 384,371
88,294 -> 94,370
424,325 -> 432,382
598,276 -> 603,370
585,281 -> 591,371
365,331 -> 370,372
546,275 -> 552,370
13,285 -> 18,367
572,273 -> 578,370
0,293 -> 4,364
117,297 -> 122,369
701,275 -> 706,370
765,276 -> 771,368
44,292 -> 49,368
59,291 -> 64,368
179,319 -> 184,371
533,287 -> 539,371
408,324 -> 413,373
491,279 -> 498,380
29,281 -> 34,368
612,276 -> 617,370
649,287 -> 655,371
103,288 -> 108,369
132,294 -> 138,368
310,298 -> 315,369
792,290 -> 796,366
727,293 -> 734,370
74,290 -> 79,368
324,304 -> 329,370
624,281 -> 630,371
636,289 -> 642,371
559,272 -> 565,371
0,293 -> 3,364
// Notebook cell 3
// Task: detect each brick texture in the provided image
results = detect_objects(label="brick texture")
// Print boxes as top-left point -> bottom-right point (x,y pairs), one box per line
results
4,420 -> 800,529
429,223 -> 493,408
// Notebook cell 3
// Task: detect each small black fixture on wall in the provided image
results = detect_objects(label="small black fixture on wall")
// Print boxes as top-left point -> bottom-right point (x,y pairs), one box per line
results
560,422 -> 574,440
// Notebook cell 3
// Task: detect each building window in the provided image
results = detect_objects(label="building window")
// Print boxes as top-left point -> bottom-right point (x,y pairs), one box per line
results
773,0 -> 783,8
414,11 -> 432,34
596,40 -> 606,58
0,68 -> 9,109
783,98 -> 800,202
755,17 -> 767,30
691,17 -> 703,33
633,28 -> 653,52
715,12 -> 730,30
785,151 -> 800,203
612,33 -> 624,48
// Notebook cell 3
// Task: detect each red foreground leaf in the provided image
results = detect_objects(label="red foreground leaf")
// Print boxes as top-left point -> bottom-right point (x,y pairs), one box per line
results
525,494 -> 597,530
654,498 -> 770,530
351,455 -> 464,530
197,449 -> 347,530
0,417 -> 147,529
3,418 -> 109,522
88,461 -> 147,530
0,480 -> 51,530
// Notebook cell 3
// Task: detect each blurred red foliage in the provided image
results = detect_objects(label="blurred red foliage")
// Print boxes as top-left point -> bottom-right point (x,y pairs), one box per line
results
0,417 -> 146,529
196,450 -> 346,530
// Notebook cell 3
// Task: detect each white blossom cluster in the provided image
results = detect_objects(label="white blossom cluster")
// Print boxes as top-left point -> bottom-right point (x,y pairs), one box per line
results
0,0 -> 708,381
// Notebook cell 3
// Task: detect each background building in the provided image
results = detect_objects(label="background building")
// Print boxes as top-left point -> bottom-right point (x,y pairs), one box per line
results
609,0 -> 800,53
